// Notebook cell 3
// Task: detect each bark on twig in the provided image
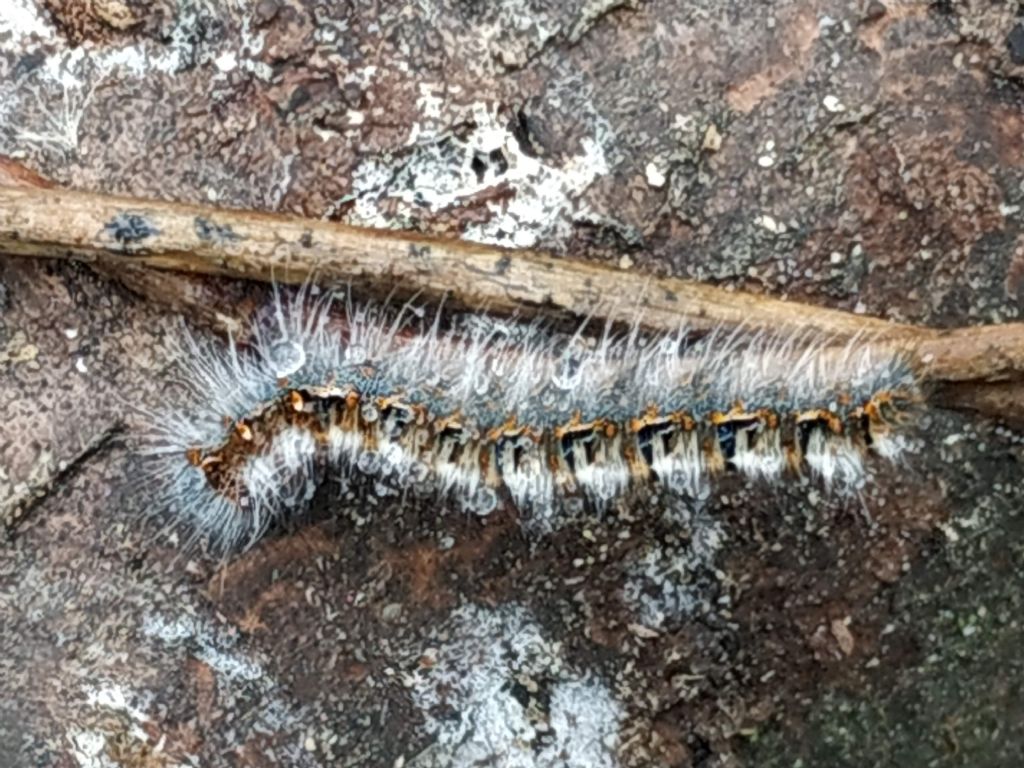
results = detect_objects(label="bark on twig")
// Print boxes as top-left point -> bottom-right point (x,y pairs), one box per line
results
0,185 -> 920,338
1,184 -> 1022,422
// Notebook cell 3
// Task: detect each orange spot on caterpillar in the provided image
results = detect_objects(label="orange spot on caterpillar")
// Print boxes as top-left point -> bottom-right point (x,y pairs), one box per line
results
627,404 -> 661,432
433,412 -> 464,434
485,414 -> 520,442
795,409 -> 843,434
554,411 -> 585,440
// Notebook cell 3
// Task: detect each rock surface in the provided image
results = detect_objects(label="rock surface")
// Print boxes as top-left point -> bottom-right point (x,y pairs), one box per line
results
1,1 -> 1023,766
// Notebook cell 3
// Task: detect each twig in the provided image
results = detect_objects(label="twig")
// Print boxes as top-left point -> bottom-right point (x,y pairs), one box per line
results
2,421 -> 123,537
0,185 -> 921,339
1,184 -> 1022,423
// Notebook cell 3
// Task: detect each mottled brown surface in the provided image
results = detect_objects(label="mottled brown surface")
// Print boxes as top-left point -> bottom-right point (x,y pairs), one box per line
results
2,1 -> 1024,767
41,0 -> 173,45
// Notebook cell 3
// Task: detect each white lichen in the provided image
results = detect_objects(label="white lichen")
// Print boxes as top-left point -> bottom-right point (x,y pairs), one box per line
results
403,603 -> 624,768
623,511 -> 726,629
343,99 -> 612,249
0,0 -> 269,159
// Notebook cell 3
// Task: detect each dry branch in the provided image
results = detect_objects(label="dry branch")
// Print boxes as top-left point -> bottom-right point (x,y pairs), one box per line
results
1,184 -> 1022,423
0,185 -> 920,339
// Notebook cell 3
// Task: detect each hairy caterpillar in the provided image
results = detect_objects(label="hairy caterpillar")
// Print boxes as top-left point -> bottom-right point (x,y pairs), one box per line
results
138,286 -> 919,551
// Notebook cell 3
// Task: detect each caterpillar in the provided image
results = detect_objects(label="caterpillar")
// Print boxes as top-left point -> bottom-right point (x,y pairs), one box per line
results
138,285 -> 920,551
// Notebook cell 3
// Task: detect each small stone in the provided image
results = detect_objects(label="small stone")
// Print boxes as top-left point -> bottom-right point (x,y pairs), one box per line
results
618,254 -> 634,270
822,94 -> 845,113
831,618 -> 855,656
628,622 -> 660,639
756,214 -> 786,234
645,161 -> 667,188
381,603 -> 403,622
702,124 -> 723,152
757,155 -> 775,168
214,51 -> 238,73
